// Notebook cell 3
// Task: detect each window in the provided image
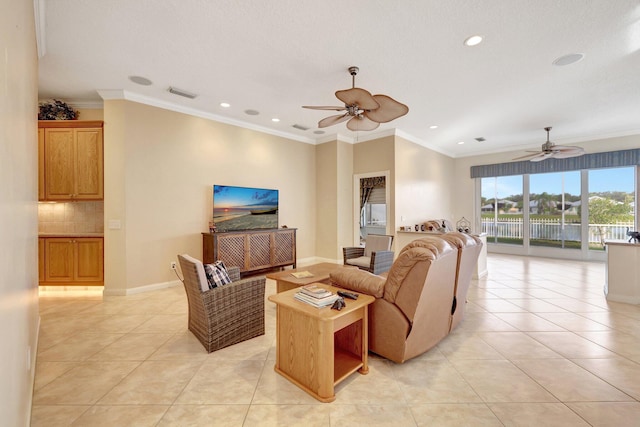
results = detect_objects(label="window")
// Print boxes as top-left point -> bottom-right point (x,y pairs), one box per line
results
478,166 -> 636,259
529,171 -> 581,249
588,167 -> 635,251
481,175 -> 523,245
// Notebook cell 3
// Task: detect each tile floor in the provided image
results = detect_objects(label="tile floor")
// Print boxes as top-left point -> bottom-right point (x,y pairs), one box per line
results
31,254 -> 640,426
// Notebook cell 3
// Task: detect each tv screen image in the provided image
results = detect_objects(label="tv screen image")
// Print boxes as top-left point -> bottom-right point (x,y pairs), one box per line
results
213,185 -> 278,232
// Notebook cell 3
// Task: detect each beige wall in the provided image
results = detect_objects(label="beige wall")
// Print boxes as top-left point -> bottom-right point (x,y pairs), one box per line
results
395,136 -> 455,228
0,0 -> 39,424
76,108 -> 104,121
452,135 -> 640,233
315,140 -> 353,260
353,136 -> 395,241
103,101 -> 316,292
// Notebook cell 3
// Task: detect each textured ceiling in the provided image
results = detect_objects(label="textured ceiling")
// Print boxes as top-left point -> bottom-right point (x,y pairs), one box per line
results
37,0 -> 640,157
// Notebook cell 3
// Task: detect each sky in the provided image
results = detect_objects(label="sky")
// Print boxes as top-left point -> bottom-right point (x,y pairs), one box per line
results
482,167 -> 635,198
213,185 -> 278,208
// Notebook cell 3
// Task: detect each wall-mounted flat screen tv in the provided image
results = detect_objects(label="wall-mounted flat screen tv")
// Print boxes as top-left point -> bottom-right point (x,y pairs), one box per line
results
213,185 -> 279,232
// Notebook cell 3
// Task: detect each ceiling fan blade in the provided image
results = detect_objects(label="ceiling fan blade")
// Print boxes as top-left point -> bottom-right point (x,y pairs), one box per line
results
530,152 -> 554,162
365,94 -> 409,123
346,115 -> 380,131
335,88 -> 379,110
318,113 -> 350,128
552,145 -> 585,155
302,106 -> 347,111
512,152 -> 543,161
552,150 -> 585,159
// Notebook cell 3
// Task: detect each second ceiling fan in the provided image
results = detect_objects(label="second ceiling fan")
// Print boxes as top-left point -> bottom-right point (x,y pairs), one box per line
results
513,127 -> 585,162
303,66 -> 409,131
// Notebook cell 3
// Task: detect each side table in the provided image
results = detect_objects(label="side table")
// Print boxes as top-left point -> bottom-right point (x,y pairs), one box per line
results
268,283 -> 375,402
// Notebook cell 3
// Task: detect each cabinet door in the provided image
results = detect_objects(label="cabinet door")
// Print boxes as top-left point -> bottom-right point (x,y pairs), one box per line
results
38,129 -> 45,201
44,129 -> 75,200
274,229 -> 296,266
248,232 -> 272,271
44,238 -> 74,282
216,234 -> 247,270
75,128 -> 103,199
75,238 -> 104,282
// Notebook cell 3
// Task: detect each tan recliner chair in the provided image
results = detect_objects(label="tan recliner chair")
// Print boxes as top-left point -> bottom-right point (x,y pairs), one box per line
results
330,236 -> 458,363
438,232 -> 483,331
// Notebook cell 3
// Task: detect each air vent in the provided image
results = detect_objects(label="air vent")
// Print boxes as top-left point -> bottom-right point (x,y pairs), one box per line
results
475,137 -> 486,142
168,87 -> 197,99
292,124 -> 309,131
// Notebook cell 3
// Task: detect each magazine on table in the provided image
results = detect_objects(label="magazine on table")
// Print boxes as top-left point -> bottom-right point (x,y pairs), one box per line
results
299,284 -> 332,298
294,291 -> 340,307
291,271 -> 314,279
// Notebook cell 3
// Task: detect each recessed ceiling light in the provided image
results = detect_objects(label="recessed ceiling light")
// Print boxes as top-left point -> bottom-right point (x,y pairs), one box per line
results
463,35 -> 483,46
313,130 -> 325,135
128,75 -> 152,86
220,102 -> 230,108
429,125 -> 438,129
475,137 -> 486,142
271,118 -> 280,122
552,53 -> 584,66
457,141 -> 465,145
244,109 -> 260,116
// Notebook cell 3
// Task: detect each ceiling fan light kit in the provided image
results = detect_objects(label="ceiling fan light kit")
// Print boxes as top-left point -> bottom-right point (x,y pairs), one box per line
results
303,66 -> 409,131
513,126 -> 585,162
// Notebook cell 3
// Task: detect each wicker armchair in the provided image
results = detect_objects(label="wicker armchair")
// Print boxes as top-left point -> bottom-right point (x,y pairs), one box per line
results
343,234 -> 394,275
177,254 -> 265,353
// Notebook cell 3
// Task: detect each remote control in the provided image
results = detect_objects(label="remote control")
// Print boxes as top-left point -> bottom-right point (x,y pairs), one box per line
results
337,290 -> 358,300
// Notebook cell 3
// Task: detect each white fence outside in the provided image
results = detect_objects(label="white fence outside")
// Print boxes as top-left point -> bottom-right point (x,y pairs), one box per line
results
481,217 -> 634,244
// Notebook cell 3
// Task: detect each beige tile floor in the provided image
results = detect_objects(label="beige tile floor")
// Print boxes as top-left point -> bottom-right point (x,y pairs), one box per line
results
32,254 -> 640,426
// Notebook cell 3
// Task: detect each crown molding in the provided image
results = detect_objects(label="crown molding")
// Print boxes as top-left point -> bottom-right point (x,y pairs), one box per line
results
97,90 -> 316,145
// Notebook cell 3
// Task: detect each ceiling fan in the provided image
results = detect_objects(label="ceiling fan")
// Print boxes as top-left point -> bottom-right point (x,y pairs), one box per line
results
303,66 -> 409,131
513,127 -> 585,162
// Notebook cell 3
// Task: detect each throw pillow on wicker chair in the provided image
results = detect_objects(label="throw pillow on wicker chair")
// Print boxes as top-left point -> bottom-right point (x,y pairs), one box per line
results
204,261 -> 232,289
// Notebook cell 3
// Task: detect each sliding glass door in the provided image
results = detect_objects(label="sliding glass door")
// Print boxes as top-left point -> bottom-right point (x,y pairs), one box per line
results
481,175 -> 523,245
479,166 -> 636,260
529,171 -> 581,250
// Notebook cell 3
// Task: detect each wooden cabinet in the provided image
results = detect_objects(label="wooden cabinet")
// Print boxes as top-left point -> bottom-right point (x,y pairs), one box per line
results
38,121 -> 104,201
202,228 -> 296,274
39,237 -> 104,285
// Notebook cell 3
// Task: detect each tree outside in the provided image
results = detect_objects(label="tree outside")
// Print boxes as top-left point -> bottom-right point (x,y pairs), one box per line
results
589,196 -> 633,247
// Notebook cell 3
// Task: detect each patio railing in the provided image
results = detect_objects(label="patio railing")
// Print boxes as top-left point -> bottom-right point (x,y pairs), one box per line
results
481,218 -> 633,244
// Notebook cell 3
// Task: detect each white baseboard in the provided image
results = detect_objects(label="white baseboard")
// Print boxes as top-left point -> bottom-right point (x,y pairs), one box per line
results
297,256 -> 341,266
605,293 -> 640,304
103,280 -> 182,296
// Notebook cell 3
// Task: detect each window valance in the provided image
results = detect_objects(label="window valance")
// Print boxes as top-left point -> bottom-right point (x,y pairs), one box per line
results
470,148 -> 640,178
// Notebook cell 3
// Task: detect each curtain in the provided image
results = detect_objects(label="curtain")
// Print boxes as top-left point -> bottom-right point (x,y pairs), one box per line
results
470,148 -> 640,178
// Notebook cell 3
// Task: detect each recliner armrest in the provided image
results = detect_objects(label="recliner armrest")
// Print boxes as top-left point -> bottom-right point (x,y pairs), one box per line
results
330,269 -> 386,298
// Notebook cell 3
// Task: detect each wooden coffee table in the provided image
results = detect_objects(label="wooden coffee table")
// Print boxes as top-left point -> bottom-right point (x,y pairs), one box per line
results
266,262 -> 356,293
268,283 -> 375,402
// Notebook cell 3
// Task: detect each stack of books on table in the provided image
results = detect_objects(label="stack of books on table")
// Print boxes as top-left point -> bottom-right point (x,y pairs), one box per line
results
294,284 -> 341,307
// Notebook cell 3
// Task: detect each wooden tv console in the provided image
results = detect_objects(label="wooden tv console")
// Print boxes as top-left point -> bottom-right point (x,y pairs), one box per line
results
202,228 -> 296,274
